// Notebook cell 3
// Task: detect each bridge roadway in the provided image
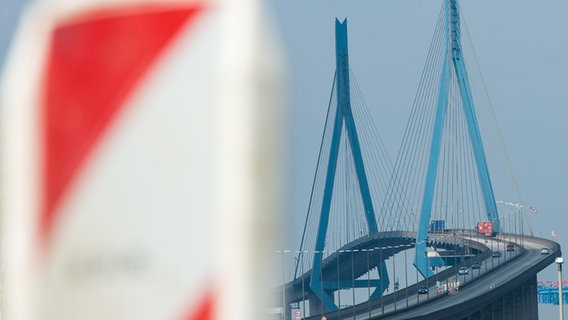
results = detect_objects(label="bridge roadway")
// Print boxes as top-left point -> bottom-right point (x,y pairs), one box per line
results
288,232 -> 559,320
284,231 -> 486,307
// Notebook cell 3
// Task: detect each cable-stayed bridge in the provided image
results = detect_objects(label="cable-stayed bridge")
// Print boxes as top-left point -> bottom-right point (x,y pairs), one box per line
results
274,1 -> 560,319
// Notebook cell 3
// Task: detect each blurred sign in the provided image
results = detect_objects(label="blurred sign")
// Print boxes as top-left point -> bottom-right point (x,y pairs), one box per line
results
0,0 -> 283,319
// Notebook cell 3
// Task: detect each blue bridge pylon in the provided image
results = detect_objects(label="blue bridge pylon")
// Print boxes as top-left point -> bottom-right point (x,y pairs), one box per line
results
414,0 -> 501,278
307,18 -> 389,312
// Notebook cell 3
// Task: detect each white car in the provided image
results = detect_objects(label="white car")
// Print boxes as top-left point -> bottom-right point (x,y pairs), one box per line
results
458,266 -> 469,275
541,248 -> 550,255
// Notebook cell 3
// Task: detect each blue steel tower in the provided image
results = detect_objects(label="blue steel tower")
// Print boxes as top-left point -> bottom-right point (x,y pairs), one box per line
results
308,18 -> 389,312
414,0 -> 501,278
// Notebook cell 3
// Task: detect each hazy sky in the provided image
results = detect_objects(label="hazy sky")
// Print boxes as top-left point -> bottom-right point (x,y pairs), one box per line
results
1,0 -> 567,318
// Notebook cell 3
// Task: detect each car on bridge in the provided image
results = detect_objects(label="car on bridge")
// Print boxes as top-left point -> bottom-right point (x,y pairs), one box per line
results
471,262 -> 481,269
458,266 -> 469,275
492,251 -> 502,258
506,244 -> 515,251
541,248 -> 550,254
418,286 -> 428,294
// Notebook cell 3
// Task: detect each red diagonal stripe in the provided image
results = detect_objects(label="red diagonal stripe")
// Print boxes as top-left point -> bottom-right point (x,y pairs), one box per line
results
41,4 -> 204,244
183,290 -> 215,320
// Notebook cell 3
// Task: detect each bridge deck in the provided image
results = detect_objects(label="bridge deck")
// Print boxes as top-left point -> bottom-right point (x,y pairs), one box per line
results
286,233 -> 560,319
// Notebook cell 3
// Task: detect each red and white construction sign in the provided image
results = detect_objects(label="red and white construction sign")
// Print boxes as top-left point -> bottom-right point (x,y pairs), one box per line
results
0,0 -> 283,319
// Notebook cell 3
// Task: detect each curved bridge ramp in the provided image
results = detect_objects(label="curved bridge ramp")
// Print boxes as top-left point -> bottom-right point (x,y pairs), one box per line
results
295,234 -> 560,320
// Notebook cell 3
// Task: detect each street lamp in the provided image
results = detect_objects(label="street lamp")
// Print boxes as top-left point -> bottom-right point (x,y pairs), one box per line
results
556,257 -> 564,320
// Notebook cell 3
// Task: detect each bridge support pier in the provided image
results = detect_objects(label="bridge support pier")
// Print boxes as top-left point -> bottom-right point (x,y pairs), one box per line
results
479,302 -> 492,319
459,275 -> 539,320
524,274 -> 539,319
491,296 -> 504,319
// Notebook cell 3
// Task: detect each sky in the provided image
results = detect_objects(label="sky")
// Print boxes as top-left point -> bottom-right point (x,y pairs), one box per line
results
1,0 -> 567,318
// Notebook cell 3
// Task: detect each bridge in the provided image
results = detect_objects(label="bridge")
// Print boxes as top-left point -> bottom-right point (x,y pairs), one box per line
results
273,0 -> 560,319
277,233 -> 559,319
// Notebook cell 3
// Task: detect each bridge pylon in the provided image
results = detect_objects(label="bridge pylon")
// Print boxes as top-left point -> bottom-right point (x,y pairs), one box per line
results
307,18 -> 389,312
414,0 -> 501,278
